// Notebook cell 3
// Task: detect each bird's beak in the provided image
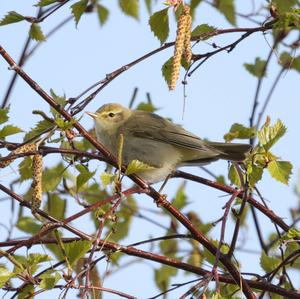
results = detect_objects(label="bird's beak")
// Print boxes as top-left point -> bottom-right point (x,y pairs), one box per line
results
86,112 -> 98,119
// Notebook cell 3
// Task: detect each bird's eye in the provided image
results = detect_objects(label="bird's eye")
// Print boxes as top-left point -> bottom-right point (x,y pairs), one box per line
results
108,112 -> 115,117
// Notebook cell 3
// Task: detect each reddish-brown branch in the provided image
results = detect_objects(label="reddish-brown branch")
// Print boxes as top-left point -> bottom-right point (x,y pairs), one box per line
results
1,237 -> 299,298
173,170 -> 297,234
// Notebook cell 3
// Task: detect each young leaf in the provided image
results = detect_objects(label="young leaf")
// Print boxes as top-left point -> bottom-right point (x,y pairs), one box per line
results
39,271 -> 61,290
0,125 -> 22,139
16,216 -> 41,234
224,123 -> 256,142
190,0 -> 202,16
71,0 -> 88,26
149,8 -> 169,44
29,23 -> 45,41
244,57 -> 267,78
135,102 -> 157,112
18,284 -> 34,299
0,11 -> 25,26
19,157 -> 33,182
247,164 -> 264,187
215,0 -> 236,25
155,265 -> 177,292
96,3 -> 109,25
191,24 -> 216,38
145,0 -> 152,14
161,57 -> 173,86
280,52 -> 300,72
45,194 -> 66,220
36,0 -> 59,7
273,0 -> 297,13
228,164 -> 242,187
172,182 -> 188,209
258,119 -> 287,151
24,119 -> 54,141
119,0 -> 139,20
42,163 -> 66,192
100,172 -> 116,187
267,160 -> 292,185
282,227 -> 300,241
0,266 -> 15,288
28,253 -> 52,265
125,159 -> 155,176
64,240 -> 92,265
260,251 -> 281,272
76,164 -> 96,191
0,107 -> 9,124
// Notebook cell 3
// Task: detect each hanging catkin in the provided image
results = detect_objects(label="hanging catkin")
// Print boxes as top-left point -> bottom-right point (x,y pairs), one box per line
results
169,5 -> 192,90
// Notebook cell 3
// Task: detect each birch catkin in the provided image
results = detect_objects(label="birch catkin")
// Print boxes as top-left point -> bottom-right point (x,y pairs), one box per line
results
183,8 -> 192,65
169,5 -> 192,90
32,153 -> 43,213
0,144 -> 36,168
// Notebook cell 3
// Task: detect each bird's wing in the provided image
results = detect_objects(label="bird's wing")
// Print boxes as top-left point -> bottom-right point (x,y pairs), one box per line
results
125,111 -> 223,154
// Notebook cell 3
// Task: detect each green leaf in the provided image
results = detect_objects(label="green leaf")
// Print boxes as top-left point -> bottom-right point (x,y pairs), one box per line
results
172,182 -> 188,209
71,0 -> 88,26
0,266 -> 15,288
0,125 -> 22,139
273,0 -> 297,13
0,11 -> 25,26
125,159 -> 155,176
282,227 -> 300,241
16,216 -> 41,234
64,240 -> 92,265
191,24 -> 216,38
244,57 -> 267,78
260,251 -> 281,272
160,238 -> 178,258
19,157 -> 33,182
135,102 -> 157,112
100,172 -> 116,187
190,0 -> 203,17
76,164 -> 96,191
228,164 -> 243,187
162,56 -> 173,86
18,284 -> 34,299
36,0 -> 58,7
149,8 -> 169,44
46,194 -> 66,220
42,163 -> 66,192
144,0 -> 152,14
268,160 -> 292,185
215,0 -> 236,25
119,0 -> 139,19
258,118 -> 287,151
39,271 -> 61,290
96,4 -> 109,25
280,52 -> 300,72
224,123 -> 256,142
28,253 -> 52,265
247,164 -> 264,187
29,23 -> 45,41
109,196 -> 137,242
154,265 -> 177,292
0,107 -> 9,124
24,119 -> 54,141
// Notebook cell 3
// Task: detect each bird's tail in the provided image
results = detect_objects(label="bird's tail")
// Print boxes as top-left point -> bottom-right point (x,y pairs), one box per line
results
208,142 -> 252,161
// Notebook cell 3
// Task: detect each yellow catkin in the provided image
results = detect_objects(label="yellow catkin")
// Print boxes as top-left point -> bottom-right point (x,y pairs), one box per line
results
169,5 -> 190,90
32,154 -> 43,213
0,143 -> 36,168
184,11 -> 192,65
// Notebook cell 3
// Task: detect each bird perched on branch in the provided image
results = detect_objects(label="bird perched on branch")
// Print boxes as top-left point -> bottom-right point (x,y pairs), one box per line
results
87,103 -> 251,184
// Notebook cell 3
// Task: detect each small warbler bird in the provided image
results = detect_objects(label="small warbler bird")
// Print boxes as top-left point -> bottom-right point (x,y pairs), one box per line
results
87,103 -> 251,184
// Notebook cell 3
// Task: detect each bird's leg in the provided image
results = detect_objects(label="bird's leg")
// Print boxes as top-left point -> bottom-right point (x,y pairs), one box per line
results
158,173 -> 172,194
